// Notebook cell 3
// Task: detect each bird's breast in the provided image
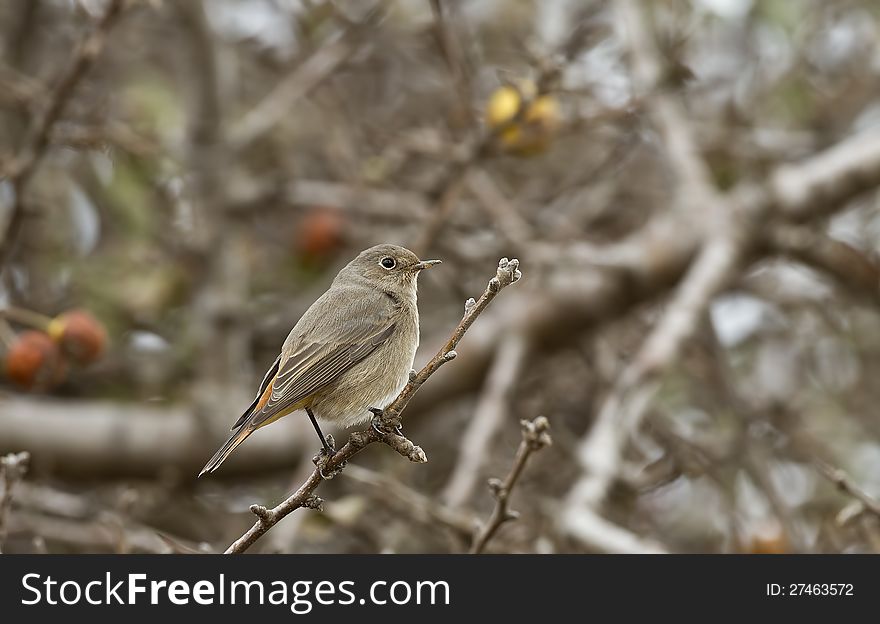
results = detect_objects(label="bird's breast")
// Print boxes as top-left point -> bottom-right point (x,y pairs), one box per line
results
311,304 -> 419,428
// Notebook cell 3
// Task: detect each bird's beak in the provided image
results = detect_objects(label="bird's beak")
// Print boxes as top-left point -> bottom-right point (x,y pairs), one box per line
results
413,259 -> 442,271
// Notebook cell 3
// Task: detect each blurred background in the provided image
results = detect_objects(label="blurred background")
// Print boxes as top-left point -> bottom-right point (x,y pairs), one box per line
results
2,0 -> 880,554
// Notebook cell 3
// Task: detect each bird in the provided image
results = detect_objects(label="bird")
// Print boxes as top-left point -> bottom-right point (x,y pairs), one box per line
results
199,244 -> 441,477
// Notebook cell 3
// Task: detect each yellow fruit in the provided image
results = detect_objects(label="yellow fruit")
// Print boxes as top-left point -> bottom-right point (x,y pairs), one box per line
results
485,79 -> 559,156
486,80 -> 537,128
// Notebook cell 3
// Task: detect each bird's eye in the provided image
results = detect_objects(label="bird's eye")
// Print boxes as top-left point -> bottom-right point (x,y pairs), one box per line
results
380,257 -> 396,269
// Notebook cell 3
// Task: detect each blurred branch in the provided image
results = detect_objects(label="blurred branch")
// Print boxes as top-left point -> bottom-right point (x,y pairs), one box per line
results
767,225 -> 880,306
52,121 -> 163,159
560,0 -> 757,545
561,194 -> 752,543
466,167 -> 535,250
405,116 -> 880,427
470,416 -> 551,554
177,0 -> 253,420
815,461 -> 880,520
15,482 -> 92,520
429,0 -> 474,127
562,507 -> 668,554
0,451 -> 29,553
225,257 -> 522,554
442,332 -> 530,507
0,397 -> 310,477
7,509 -> 204,554
619,0 -> 714,197
4,0 -> 41,70
0,0 -> 129,269
282,179 -> 432,219
344,464 -> 475,537
228,20 -> 374,151
771,129 -> 880,222
411,174 -> 467,257
0,305 -> 52,330
0,65 -> 44,110
743,449 -> 809,552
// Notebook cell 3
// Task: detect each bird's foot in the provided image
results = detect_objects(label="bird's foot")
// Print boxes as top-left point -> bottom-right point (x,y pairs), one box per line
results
312,435 -> 345,479
369,407 -> 403,437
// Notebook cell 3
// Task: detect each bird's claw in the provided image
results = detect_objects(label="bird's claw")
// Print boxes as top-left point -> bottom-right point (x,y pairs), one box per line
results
313,444 -> 345,480
369,407 -> 403,437
318,461 -> 346,480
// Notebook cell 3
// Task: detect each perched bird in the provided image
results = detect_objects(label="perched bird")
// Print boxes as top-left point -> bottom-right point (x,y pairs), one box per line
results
199,244 -> 441,476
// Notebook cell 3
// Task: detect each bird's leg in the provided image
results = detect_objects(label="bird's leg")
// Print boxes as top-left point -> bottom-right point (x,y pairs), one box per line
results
368,407 -> 404,437
306,407 -> 335,456
307,408 -> 345,480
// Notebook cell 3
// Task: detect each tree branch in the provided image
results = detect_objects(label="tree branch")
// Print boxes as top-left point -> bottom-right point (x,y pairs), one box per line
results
470,416 -> 552,554
344,464 -> 476,538
225,257 -> 522,554
442,332 -> 530,507
771,129 -> 880,222
560,0 -> 759,547
0,398 -> 310,478
227,29 -> 365,151
814,460 -> 880,520
0,451 -> 30,553
766,225 -> 880,307
0,0 -> 129,268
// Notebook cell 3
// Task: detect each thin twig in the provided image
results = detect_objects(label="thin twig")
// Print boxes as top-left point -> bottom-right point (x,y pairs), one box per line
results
560,0 -> 757,546
0,306 -> 53,331
429,0 -> 474,126
815,460 -> 880,520
225,257 -> 522,554
227,9 -> 383,151
0,0 -> 128,269
0,451 -> 30,553
767,225 -> 880,307
470,416 -> 552,554
344,464 -> 476,537
442,332 -> 530,507
466,167 -> 535,250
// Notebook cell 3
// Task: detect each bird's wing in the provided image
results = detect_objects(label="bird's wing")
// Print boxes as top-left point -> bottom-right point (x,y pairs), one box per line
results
238,285 -> 398,431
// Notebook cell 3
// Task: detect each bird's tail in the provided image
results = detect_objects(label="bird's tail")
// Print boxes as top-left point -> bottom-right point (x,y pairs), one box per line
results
199,424 -> 254,477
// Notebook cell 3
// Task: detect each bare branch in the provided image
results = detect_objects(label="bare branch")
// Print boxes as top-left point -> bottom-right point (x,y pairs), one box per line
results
815,460 -> 880,521
442,332 -> 530,507
772,129 -> 880,221
0,397 -> 310,478
561,507 -> 669,554
429,0 -> 474,125
7,509 -> 208,554
225,257 -> 522,554
228,32 -> 363,151
767,225 -> 880,306
344,464 -> 476,537
0,0 -> 129,268
562,210 -> 749,537
470,416 -> 552,554
466,167 -> 535,250
0,451 -> 30,553
618,0 -> 714,197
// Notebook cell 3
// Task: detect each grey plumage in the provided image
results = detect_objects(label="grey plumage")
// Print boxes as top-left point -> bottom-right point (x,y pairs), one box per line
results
199,244 -> 440,476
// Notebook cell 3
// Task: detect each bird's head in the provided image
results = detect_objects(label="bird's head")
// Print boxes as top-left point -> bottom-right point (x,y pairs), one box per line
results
340,244 -> 441,296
